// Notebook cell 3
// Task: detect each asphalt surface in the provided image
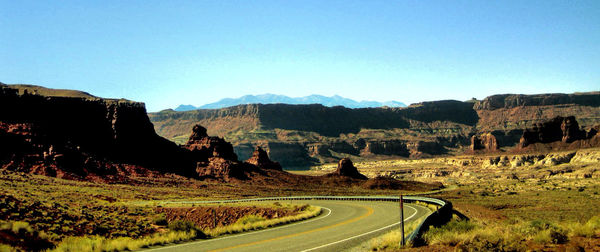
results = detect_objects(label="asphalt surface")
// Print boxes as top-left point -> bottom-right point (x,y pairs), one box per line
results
146,200 -> 432,252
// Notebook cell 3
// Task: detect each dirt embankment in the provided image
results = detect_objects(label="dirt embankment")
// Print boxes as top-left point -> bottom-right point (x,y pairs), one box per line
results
156,204 -> 308,230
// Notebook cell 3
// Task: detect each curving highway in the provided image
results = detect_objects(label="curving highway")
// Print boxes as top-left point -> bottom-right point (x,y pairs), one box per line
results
146,200 -> 433,252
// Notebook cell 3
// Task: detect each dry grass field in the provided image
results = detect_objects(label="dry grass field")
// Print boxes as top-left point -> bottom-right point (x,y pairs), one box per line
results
2,148 -> 599,251
342,148 -> 600,251
0,167 -> 435,251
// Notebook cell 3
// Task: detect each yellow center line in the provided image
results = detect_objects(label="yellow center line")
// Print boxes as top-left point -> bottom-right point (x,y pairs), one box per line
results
208,205 -> 375,252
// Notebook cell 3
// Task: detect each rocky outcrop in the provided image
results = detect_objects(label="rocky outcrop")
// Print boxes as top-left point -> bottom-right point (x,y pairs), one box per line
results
0,83 -> 281,182
475,92 -> 600,110
196,157 -> 247,181
361,140 -> 410,157
262,142 -> 317,167
0,84 -> 196,180
401,100 -> 479,125
182,125 -> 249,180
149,91 -> 600,165
519,116 -> 590,148
331,158 -> 367,180
245,147 -> 282,171
184,125 -> 238,161
407,141 -> 447,158
560,117 -> 587,143
470,133 -> 498,151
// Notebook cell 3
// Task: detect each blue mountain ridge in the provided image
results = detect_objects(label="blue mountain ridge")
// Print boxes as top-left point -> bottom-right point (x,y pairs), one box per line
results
174,94 -> 406,111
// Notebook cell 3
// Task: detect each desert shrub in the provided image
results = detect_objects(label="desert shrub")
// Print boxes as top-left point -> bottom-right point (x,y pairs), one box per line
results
0,221 -> 53,251
168,220 -> 196,232
153,214 -> 168,226
369,217 -> 424,251
235,215 -> 266,225
0,244 -> 17,252
533,228 -> 568,244
519,219 -> 553,236
166,220 -> 206,239
424,219 -> 476,244
513,219 -> 568,244
10,221 -> 33,234
296,204 -> 309,211
370,230 -> 413,251
569,215 -> 600,238
423,220 -> 526,250
455,231 -> 525,252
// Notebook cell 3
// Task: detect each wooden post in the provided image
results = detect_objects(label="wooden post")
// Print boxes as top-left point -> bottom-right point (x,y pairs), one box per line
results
212,208 -> 217,228
400,194 -> 405,246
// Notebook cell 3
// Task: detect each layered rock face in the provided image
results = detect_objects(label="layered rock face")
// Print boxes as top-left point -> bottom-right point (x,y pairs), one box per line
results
184,125 -> 238,161
331,158 -> 367,180
0,83 -> 282,182
245,147 -> 282,171
0,84 -> 197,180
475,93 -> 600,132
474,92 -> 600,110
183,125 -> 249,180
519,116 -> 593,148
150,91 -> 600,166
470,133 -> 498,151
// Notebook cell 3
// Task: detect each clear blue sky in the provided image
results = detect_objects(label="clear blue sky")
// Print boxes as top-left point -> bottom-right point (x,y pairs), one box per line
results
1,0 -> 599,112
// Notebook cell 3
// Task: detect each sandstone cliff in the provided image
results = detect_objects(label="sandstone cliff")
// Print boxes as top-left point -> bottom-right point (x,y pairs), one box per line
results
517,116 -> 599,151
150,100 -> 477,167
0,84 -> 279,182
474,92 -> 600,110
0,84 -> 197,179
149,91 -> 600,168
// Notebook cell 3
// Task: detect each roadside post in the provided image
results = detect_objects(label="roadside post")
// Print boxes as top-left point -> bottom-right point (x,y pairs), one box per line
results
212,208 -> 217,228
400,194 -> 405,246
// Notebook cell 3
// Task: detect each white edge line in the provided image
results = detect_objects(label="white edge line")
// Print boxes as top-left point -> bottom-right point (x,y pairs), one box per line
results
300,205 -> 423,252
145,206 -> 333,251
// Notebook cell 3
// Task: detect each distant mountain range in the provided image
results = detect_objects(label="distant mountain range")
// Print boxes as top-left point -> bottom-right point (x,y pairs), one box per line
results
174,94 -> 406,111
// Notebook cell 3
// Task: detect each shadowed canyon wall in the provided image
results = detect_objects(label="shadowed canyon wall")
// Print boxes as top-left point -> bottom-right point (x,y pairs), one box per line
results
150,92 -> 600,168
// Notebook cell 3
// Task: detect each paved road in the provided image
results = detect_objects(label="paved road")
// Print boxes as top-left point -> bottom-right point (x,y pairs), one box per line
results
146,200 -> 432,252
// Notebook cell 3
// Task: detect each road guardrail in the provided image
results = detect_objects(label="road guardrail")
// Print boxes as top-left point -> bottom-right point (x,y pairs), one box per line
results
165,195 -> 447,205
161,195 -> 452,244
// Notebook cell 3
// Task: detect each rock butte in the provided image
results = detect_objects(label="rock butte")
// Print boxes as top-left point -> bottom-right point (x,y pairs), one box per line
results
0,83 -> 280,182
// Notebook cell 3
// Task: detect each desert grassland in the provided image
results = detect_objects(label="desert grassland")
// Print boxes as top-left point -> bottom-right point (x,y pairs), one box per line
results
0,171 -> 332,251
49,205 -> 322,252
0,167 -> 430,252
349,148 -> 600,250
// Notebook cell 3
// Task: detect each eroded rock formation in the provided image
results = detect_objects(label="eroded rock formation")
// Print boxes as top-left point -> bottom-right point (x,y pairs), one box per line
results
332,158 -> 367,180
182,125 -> 249,180
185,125 -> 238,161
0,84 -> 192,180
474,93 -> 600,110
0,84 -> 283,182
470,133 -> 498,151
519,116 -> 589,148
245,147 -> 282,171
